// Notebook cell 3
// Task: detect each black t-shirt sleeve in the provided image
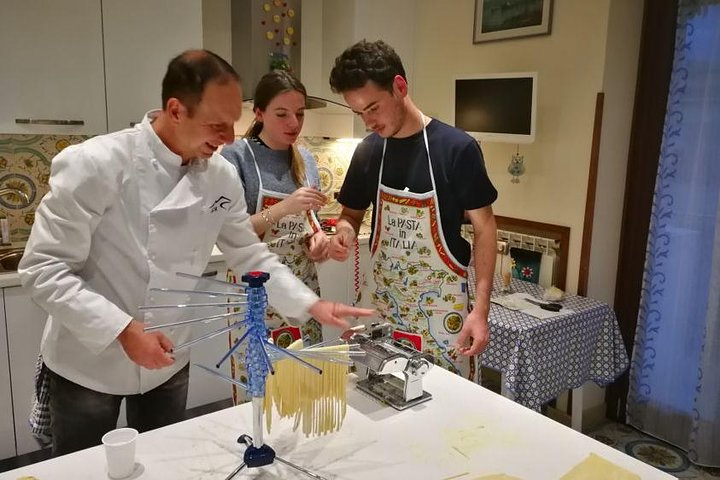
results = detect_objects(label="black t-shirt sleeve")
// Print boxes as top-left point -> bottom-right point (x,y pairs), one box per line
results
337,137 -> 380,210
452,139 -> 498,210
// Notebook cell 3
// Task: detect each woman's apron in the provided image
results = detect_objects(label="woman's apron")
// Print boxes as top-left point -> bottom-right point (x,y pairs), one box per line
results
228,140 -> 323,401
356,124 -> 476,381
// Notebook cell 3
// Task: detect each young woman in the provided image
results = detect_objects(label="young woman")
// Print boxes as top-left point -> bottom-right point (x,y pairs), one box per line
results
221,70 -> 329,350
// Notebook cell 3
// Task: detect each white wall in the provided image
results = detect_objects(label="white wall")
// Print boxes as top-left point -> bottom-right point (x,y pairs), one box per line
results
202,0 -> 232,62
588,0 -> 644,305
319,0 -> 416,100
410,0 -> 643,419
413,0 -> 619,295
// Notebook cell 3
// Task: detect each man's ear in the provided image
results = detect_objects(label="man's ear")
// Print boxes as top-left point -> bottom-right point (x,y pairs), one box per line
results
166,98 -> 184,122
393,75 -> 408,97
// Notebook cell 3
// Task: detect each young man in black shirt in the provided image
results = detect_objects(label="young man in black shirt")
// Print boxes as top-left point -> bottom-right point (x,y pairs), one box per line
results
327,40 -> 498,380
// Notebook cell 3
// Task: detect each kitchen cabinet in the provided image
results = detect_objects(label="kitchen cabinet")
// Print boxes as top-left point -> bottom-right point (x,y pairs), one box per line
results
0,0 -> 203,135
0,262 -> 233,459
0,247 -> 366,459
0,0 -> 107,134
4,285 -> 46,456
317,237 -> 370,341
186,261 -> 234,409
0,292 -> 17,460
102,0 -> 203,132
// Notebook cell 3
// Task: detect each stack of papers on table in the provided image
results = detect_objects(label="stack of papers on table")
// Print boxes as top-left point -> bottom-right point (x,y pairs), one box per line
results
490,292 -> 575,319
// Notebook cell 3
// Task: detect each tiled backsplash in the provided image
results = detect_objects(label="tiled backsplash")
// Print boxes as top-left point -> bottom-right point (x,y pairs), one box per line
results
0,134 -> 88,243
0,134 -> 360,243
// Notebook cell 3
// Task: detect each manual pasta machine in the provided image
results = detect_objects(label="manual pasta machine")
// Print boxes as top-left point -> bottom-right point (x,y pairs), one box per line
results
344,323 -> 434,410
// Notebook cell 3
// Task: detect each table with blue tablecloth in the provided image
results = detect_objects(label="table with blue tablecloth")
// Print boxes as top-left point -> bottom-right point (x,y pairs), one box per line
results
474,275 -> 629,430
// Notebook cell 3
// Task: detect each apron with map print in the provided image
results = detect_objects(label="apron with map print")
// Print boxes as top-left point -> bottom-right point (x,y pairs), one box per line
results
228,140 -> 323,402
355,124 -> 476,381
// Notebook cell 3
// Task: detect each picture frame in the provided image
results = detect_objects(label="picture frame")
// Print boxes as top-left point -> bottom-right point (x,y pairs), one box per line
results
473,0 -> 553,43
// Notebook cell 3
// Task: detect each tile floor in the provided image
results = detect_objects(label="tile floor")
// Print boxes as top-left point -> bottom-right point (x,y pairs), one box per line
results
480,368 -> 719,479
586,421 -> 720,479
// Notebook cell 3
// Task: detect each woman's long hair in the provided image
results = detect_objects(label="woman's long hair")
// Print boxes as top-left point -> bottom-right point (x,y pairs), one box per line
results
245,70 -> 307,187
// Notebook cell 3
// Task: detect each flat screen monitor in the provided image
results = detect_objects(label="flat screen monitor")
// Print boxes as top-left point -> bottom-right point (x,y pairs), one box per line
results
454,72 -> 537,144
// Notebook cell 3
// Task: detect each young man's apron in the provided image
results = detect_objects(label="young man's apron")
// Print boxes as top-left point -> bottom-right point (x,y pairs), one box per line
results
356,123 -> 476,382
228,140 -> 323,402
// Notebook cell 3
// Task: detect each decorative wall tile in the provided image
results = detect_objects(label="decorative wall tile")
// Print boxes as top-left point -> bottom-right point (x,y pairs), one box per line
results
298,136 -> 372,226
0,133 -> 362,244
0,134 -> 87,242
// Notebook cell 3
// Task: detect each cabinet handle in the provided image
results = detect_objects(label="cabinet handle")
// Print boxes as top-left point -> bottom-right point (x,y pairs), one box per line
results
15,118 -> 85,126
202,270 -> 218,277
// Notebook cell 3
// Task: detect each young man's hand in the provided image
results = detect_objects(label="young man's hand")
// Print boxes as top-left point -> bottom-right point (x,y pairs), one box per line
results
328,226 -> 355,261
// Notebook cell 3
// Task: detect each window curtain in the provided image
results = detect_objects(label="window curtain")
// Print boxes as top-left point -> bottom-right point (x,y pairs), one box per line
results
626,0 -> 720,467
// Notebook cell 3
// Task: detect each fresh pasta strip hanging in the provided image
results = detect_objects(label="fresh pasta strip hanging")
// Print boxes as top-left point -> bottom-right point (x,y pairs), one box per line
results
264,340 -> 350,437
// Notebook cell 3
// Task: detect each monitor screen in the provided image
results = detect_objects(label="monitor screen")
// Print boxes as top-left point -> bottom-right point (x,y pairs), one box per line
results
454,73 -> 537,144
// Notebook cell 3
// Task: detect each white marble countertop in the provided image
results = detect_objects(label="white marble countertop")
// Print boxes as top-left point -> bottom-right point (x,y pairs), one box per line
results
0,271 -> 20,288
0,367 -> 672,480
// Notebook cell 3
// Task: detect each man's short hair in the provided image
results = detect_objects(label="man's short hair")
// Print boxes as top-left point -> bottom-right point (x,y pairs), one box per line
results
329,40 -> 406,94
161,50 -> 240,114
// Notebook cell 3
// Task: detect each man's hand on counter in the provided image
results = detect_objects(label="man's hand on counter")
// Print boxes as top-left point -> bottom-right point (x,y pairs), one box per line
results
308,300 -> 374,330
118,319 -> 175,369
454,309 -> 490,356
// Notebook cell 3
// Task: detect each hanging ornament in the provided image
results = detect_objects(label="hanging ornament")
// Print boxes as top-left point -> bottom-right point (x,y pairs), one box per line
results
508,146 -> 525,184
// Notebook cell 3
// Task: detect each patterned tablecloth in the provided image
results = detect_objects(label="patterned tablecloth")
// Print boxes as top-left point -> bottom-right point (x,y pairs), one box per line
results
475,276 -> 629,411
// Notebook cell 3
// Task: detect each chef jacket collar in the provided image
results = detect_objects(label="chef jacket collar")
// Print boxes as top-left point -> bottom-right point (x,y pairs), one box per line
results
140,110 -> 185,170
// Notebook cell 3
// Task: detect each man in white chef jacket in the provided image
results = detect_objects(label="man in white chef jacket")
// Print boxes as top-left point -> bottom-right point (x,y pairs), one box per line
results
18,49 -> 371,456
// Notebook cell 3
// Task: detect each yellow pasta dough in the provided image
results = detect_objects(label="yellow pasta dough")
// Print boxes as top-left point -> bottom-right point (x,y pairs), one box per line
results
560,453 -> 641,480
264,340 -> 350,437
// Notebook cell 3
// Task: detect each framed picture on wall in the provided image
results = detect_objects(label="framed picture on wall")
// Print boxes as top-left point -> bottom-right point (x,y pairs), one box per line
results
473,0 -> 553,43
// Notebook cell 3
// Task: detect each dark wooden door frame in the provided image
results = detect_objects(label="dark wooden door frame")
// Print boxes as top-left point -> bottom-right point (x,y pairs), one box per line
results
605,0 -> 679,421
577,92 -> 604,297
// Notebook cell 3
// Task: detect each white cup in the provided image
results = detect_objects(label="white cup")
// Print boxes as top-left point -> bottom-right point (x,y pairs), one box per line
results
101,427 -> 138,479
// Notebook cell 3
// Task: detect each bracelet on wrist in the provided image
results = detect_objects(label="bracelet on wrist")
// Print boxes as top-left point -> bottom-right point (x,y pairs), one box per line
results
260,208 -> 276,225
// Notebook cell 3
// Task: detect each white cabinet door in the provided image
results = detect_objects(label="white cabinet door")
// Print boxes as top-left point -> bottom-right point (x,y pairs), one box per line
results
4,286 -> 47,456
317,237 -> 371,341
186,261 -> 234,409
0,291 -> 17,460
0,0 -> 107,134
102,0 -> 203,132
